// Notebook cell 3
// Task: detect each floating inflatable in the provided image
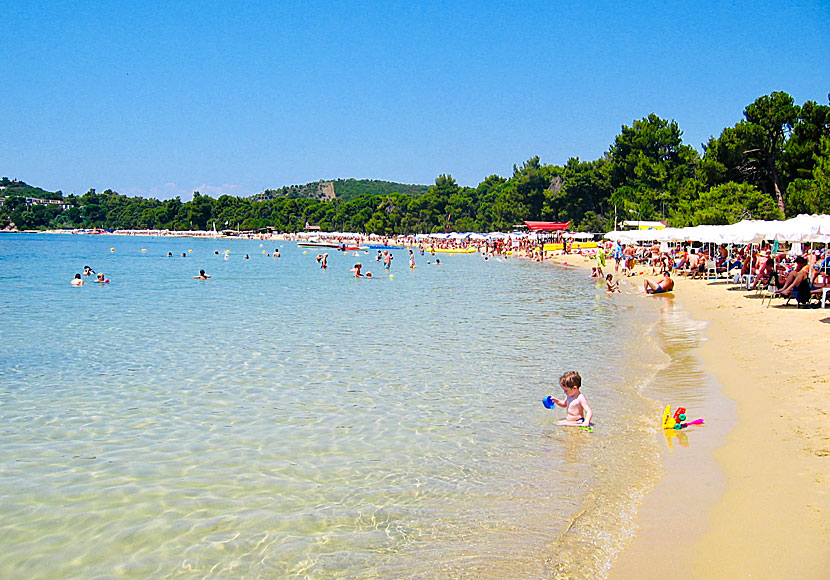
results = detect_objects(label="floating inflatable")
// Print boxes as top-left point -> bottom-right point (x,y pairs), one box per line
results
431,247 -> 477,254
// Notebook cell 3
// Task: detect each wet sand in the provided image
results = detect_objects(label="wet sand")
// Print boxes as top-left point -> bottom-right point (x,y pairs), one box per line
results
552,254 -> 830,579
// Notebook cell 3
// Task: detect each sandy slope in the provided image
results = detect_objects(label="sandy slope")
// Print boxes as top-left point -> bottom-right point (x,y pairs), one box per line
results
552,254 -> 830,579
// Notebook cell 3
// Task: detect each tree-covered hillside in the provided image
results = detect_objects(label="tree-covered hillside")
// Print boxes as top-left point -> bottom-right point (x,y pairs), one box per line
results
253,179 -> 428,202
0,177 -> 62,200
2,90 -> 828,233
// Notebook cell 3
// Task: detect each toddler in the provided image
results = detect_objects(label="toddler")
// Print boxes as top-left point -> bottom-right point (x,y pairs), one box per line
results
548,371 -> 593,427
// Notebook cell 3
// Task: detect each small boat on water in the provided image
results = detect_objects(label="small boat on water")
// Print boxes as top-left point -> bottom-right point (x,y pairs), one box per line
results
297,241 -> 342,249
298,241 -> 361,250
363,244 -> 406,250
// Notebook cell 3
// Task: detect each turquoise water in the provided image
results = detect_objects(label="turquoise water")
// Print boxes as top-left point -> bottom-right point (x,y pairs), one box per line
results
0,233 -> 666,579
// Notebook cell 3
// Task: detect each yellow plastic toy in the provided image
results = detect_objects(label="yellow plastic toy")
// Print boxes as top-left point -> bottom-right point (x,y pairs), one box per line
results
661,405 -> 676,430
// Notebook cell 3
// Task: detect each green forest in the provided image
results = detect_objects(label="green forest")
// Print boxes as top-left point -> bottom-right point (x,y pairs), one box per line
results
2,91 -> 828,234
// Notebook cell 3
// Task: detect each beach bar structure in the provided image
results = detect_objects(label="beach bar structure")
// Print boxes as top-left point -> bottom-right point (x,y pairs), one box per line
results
523,221 -> 571,232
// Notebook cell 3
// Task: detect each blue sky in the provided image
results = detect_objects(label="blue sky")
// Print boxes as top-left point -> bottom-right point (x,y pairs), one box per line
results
2,0 -> 828,200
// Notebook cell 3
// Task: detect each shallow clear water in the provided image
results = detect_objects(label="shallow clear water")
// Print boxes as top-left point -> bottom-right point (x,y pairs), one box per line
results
0,233 -> 668,579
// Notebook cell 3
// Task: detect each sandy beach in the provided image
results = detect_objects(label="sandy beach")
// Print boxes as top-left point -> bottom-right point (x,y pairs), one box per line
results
553,254 -> 830,579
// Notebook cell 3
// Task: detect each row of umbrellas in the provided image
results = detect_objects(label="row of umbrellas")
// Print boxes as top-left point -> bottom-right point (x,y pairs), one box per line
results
604,214 -> 830,245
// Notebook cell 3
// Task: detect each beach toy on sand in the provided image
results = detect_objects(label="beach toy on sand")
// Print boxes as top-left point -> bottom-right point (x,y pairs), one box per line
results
662,405 -> 703,430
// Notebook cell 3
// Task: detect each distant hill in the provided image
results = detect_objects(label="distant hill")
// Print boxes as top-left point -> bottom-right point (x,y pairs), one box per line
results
251,179 -> 429,202
0,177 -> 62,200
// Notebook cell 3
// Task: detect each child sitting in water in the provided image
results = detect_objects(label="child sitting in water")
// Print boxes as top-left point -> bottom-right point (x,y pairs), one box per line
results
605,274 -> 620,293
548,371 -> 593,427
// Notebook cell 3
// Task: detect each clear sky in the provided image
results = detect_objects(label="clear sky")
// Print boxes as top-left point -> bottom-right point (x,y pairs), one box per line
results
2,0 -> 828,200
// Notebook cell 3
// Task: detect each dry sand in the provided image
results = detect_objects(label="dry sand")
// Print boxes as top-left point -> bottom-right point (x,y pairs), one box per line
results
550,254 -> 830,579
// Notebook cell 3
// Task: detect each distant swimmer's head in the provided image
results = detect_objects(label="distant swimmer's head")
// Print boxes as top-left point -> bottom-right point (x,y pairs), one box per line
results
214,250 -> 219,254
168,252 -> 172,257
366,272 -> 372,278
200,269 -> 206,276
182,253 -> 186,257
75,273 -> 81,279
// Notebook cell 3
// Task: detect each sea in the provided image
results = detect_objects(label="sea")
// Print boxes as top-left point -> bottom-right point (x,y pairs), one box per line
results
0,232 -> 711,579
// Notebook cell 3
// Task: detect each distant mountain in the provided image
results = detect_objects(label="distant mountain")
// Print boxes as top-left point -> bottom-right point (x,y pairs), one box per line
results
251,179 -> 429,202
0,177 -> 62,200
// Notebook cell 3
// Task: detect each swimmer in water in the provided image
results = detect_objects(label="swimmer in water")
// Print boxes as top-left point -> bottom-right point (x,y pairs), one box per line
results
83,265 -> 95,276
95,272 -> 109,283
321,253 -> 328,269
273,248 -> 280,258
71,273 -> 84,286
194,269 -> 211,280
168,252 -> 173,257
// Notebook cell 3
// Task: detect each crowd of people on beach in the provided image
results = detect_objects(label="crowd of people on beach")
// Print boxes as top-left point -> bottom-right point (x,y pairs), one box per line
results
584,238 -> 830,307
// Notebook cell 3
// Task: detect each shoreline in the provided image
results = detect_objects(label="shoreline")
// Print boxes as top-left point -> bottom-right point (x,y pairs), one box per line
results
550,253 -> 830,578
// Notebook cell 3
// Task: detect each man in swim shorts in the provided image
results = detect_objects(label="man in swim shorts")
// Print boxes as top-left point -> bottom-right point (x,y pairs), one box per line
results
644,271 -> 674,294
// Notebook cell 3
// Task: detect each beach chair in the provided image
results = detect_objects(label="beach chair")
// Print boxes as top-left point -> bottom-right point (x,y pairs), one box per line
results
760,283 -> 778,307
705,259 -> 723,280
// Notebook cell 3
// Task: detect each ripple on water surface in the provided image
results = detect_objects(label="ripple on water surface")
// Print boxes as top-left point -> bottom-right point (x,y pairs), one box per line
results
1,233 -> 668,579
